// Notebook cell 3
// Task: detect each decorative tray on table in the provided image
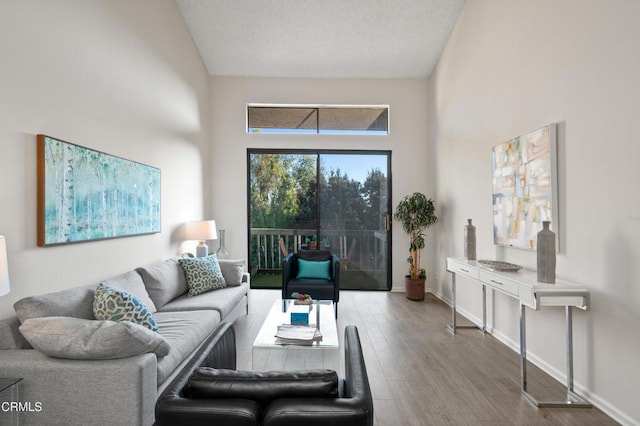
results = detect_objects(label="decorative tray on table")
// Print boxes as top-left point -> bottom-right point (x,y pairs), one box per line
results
477,259 -> 523,272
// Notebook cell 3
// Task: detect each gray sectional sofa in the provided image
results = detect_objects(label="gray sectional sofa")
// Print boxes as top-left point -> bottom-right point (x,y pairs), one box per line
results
0,256 -> 250,426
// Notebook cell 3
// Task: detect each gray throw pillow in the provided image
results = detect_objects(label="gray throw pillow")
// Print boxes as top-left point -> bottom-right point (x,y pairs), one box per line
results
13,284 -> 97,323
19,316 -> 170,360
103,270 -> 158,313
217,259 -> 246,286
136,258 -> 188,309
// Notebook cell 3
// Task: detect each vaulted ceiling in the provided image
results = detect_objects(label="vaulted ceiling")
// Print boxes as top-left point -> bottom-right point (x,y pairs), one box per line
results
175,0 -> 466,79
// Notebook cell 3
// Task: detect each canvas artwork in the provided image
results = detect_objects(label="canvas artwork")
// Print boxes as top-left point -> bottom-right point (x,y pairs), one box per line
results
491,124 -> 558,251
37,135 -> 161,246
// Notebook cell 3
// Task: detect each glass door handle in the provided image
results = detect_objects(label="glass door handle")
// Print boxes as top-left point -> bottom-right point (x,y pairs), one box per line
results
385,214 -> 391,231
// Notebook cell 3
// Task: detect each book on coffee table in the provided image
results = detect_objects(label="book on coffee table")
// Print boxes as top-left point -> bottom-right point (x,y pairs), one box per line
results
275,324 -> 323,343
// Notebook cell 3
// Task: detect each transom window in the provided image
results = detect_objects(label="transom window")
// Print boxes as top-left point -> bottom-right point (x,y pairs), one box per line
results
247,105 -> 389,135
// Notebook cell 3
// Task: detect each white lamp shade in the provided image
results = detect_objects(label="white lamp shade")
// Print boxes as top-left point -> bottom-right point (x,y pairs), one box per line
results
185,220 -> 218,241
0,236 -> 10,297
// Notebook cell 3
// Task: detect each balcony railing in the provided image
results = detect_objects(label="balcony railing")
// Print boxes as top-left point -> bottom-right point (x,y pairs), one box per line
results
250,227 -> 387,272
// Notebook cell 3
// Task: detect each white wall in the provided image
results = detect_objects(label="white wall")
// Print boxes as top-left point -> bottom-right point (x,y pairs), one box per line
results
429,0 -> 640,423
209,77 -> 432,290
0,0 -> 211,318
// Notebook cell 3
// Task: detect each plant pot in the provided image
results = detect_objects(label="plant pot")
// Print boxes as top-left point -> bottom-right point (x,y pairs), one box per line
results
405,276 -> 425,301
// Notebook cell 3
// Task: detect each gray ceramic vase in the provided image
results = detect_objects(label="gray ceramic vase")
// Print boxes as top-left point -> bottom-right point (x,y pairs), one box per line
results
464,218 -> 476,260
537,221 -> 556,283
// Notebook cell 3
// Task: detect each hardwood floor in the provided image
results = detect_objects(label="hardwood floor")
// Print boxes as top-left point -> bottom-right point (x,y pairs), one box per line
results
232,289 -> 618,425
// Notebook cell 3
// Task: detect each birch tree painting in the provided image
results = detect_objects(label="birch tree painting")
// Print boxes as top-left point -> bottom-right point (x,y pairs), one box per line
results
37,135 -> 161,246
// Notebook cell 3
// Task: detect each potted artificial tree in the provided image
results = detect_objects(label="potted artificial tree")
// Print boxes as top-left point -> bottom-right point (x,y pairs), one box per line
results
393,192 -> 438,301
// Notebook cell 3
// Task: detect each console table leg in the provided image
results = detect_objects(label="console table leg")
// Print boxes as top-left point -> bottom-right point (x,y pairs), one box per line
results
481,284 -> 486,333
447,272 -> 484,334
520,304 -> 528,392
447,273 -> 457,334
520,304 -> 592,408
566,305 -> 574,393
561,307 -> 591,407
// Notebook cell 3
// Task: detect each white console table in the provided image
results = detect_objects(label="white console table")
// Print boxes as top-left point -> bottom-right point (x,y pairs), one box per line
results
446,257 -> 591,408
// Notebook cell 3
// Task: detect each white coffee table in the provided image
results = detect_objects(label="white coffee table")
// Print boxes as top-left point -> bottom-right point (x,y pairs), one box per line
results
252,299 -> 340,372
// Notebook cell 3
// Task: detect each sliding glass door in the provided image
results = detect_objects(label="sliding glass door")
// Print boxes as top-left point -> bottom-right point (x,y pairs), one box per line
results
248,150 -> 391,291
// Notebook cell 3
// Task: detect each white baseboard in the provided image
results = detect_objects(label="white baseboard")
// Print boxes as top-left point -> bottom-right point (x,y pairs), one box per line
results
426,289 -> 636,425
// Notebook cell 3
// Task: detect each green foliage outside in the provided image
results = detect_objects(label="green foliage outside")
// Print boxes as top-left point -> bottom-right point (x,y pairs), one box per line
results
249,153 -> 387,269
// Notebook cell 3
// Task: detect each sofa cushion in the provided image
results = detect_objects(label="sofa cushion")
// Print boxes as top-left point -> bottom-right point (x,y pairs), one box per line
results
18,316 -> 170,360
136,258 -> 188,309
178,256 -> 226,296
154,310 -> 221,385
13,284 -> 97,323
286,279 -> 335,299
93,283 -> 159,332
104,270 -> 157,313
0,316 -> 32,349
296,259 -> 331,280
159,283 -> 248,319
188,368 -> 339,407
217,259 -> 246,286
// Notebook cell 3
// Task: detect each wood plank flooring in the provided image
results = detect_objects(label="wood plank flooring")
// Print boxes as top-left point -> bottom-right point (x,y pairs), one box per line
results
232,289 -> 618,425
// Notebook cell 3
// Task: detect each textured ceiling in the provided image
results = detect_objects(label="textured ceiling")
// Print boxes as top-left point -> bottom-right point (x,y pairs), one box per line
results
175,0 -> 466,79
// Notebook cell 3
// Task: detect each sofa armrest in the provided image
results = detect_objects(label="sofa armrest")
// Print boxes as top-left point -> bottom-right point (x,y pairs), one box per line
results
331,253 -> 340,302
281,254 -> 296,298
241,272 -> 250,314
156,322 -> 241,426
343,326 -> 372,403
0,349 -> 157,426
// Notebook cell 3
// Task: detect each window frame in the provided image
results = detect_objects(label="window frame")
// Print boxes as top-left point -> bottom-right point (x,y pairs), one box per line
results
246,104 -> 390,135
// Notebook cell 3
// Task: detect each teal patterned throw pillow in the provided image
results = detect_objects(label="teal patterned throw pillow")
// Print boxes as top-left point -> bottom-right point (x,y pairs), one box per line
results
178,255 -> 226,296
93,283 -> 159,332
